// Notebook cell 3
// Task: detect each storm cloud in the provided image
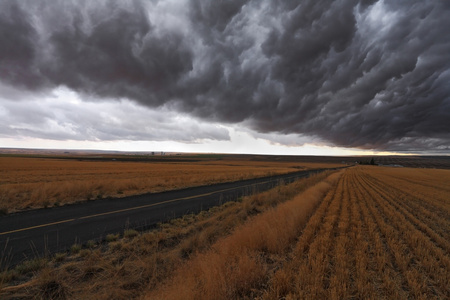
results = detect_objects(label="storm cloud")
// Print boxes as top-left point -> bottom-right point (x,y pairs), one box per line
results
1,0 -> 449,152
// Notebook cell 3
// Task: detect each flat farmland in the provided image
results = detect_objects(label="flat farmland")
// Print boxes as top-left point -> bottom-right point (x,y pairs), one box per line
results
271,166 -> 450,299
0,155 -> 340,213
2,163 -> 449,299
150,166 -> 450,299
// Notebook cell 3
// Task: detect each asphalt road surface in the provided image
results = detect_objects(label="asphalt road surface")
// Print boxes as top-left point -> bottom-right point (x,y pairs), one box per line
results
0,168 -> 335,267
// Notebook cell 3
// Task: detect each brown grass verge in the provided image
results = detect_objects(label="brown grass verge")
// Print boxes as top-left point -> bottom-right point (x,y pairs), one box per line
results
147,171 -> 342,299
0,170 -> 335,299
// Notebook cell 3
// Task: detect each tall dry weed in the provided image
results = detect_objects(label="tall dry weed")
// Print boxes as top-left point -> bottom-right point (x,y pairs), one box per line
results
148,171 -> 342,299
2,171 -> 340,299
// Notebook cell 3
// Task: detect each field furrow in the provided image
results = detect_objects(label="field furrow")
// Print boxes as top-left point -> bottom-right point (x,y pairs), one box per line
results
346,171 -> 378,298
362,185 -> 429,297
352,170 -> 409,298
367,172 -> 450,212
292,173 -> 344,258
357,172 -> 449,298
366,173 -> 450,232
327,172 -> 353,299
292,173 -> 345,298
361,173 -> 450,259
370,171 -> 450,195
361,174 -> 450,253
261,171 -> 344,299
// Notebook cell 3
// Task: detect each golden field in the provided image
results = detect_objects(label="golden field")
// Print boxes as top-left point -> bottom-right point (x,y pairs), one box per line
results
0,170 -> 336,299
1,165 -> 449,299
0,156 -> 340,213
151,166 -> 450,299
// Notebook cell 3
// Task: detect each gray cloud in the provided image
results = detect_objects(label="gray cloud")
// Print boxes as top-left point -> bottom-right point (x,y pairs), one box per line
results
0,0 -> 449,152
0,89 -> 229,142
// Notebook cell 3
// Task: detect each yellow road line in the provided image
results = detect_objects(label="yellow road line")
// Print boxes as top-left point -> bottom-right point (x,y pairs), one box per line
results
0,178 -> 277,235
77,181 -> 273,220
79,191 -> 221,220
0,219 -> 76,235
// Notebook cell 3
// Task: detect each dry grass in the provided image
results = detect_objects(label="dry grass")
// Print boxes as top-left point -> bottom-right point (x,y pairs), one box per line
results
4,165 -> 446,299
149,166 -> 449,300
264,166 -> 450,299
0,170 -> 334,299
147,171 -> 342,300
0,156 -> 340,213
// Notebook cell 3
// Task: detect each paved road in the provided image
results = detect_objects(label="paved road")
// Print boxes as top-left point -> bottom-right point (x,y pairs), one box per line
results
0,168 -> 334,267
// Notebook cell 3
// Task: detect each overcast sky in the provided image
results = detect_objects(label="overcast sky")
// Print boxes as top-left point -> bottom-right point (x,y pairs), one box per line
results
1,0 -> 449,155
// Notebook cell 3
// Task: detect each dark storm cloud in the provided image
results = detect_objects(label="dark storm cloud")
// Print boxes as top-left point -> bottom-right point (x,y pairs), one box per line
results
0,0 -> 449,152
0,1 -> 44,89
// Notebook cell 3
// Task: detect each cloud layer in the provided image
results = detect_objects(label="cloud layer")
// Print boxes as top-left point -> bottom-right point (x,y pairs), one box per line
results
0,87 -> 229,143
1,0 -> 449,152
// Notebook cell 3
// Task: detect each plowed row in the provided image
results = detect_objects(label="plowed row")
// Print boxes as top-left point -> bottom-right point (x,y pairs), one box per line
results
151,166 -> 450,299
276,166 -> 450,299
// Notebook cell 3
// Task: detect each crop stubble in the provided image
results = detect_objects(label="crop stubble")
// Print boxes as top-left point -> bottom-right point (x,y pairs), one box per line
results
273,166 -> 450,299
151,166 -> 449,299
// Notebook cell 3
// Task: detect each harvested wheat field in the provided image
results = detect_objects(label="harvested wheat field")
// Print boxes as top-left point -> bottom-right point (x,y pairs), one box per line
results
149,166 -> 450,299
1,166 -> 449,299
0,155 -> 339,213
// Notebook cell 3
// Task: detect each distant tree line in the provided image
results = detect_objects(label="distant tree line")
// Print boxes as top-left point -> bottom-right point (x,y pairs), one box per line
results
359,157 -> 376,165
